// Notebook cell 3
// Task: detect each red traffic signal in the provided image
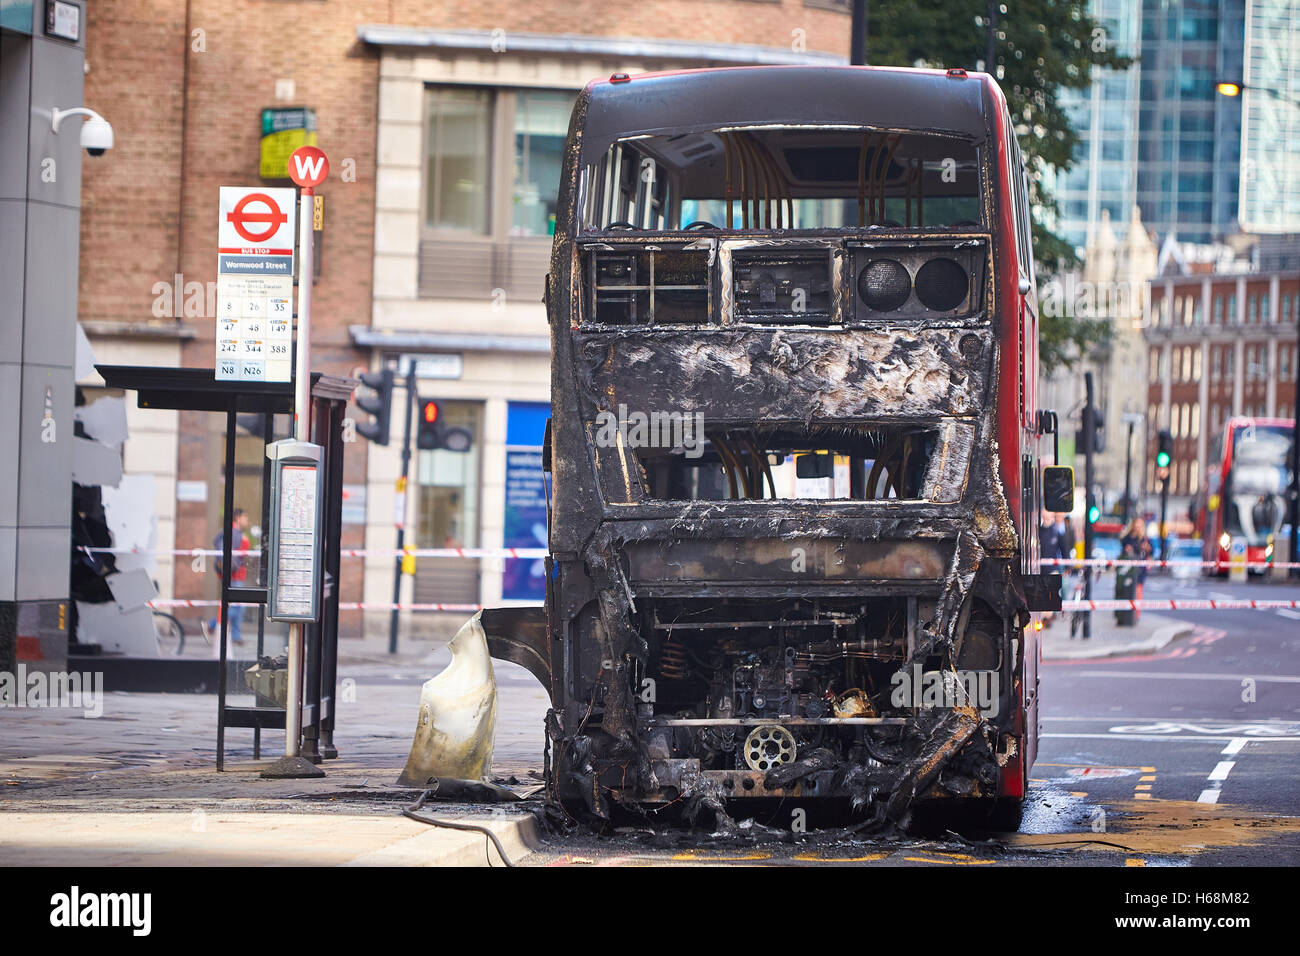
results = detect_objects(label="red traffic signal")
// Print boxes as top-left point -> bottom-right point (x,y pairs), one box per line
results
416,398 -> 472,452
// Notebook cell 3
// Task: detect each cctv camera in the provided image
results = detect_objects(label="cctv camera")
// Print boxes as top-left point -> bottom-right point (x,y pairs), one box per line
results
50,106 -> 114,156
80,116 -> 114,156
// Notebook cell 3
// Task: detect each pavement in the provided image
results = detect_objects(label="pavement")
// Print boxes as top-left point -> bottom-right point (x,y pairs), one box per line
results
1040,608 -> 1194,660
0,641 -> 552,867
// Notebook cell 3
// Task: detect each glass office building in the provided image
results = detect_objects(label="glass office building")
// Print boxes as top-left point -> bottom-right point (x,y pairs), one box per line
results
1238,0 -> 1300,232
1056,0 -> 1143,250
1136,0 -> 1246,244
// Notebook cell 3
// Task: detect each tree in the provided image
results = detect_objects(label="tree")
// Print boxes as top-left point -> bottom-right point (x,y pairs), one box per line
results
867,0 -> 1132,372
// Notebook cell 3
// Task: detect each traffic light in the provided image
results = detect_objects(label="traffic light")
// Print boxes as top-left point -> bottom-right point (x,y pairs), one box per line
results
416,399 -> 473,452
1076,405 -> 1104,453
1088,503 -> 1101,524
1156,429 -> 1173,479
355,368 -> 394,445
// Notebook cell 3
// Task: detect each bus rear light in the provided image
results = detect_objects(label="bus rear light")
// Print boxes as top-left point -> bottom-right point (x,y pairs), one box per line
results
914,257 -> 969,312
856,258 -> 911,311
850,241 -> 985,321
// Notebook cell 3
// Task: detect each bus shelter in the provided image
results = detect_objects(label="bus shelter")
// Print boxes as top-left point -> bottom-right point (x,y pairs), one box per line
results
96,366 -> 356,770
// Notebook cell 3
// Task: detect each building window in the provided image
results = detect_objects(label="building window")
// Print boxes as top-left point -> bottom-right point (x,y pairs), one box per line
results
420,85 -> 577,299
1191,403 -> 1200,439
1150,351 -> 1160,384
1213,295 -> 1223,324
1212,348 -> 1221,382
1228,293 -> 1237,323
415,400 -> 484,604
1283,293 -> 1292,324
512,91 -> 574,237
424,87 -> 493,234
1193,348 -> 1202,382
1262,293 -> 1270,323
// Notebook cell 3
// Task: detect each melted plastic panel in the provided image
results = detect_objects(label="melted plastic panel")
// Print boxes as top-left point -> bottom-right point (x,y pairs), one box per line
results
577,328 -> 992,422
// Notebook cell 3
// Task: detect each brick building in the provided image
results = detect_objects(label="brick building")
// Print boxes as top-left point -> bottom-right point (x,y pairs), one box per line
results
75,1 -> 853,640
1144,244 -> 1300,516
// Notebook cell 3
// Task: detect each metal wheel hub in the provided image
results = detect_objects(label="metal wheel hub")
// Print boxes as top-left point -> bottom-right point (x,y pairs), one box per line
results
743,724 -> 796,771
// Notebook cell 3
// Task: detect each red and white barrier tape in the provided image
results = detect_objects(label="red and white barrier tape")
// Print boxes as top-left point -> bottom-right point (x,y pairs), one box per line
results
149,599 -> 502,612
1061,598 -> 1300,612
151,597 -> 1297,614
1042,557 -> 1298,571
80,546 -> 548,559
82,545 -> 1297,570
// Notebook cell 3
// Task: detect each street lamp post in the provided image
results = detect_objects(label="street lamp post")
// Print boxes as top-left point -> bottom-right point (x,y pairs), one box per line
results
1216,80 -> 1300,578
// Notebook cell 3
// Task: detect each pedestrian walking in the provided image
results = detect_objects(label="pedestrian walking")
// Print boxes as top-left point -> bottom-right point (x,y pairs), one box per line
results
201,509 -> 252,645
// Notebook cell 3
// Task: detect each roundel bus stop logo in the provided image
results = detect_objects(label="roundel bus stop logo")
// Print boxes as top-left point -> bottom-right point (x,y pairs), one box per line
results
226,192 -> 289,244
218,186 -> 296,258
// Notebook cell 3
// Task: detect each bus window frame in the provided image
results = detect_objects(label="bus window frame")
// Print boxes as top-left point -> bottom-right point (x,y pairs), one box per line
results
577,125 -> 989,236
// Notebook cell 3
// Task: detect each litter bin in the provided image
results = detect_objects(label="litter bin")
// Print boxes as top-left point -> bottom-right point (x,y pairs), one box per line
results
1114,565 -> 1137,627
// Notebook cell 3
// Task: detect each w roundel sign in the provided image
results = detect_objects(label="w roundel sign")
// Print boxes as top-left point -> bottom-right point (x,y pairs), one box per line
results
288,146 -> 329,188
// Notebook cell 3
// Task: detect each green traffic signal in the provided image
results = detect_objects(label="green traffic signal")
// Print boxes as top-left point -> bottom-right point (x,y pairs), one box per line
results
1155,450 -> 1170,468
1088,504 -> 1101,523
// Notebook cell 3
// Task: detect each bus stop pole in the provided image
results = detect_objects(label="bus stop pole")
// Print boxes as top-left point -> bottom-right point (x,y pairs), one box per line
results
284,185 -> 314,761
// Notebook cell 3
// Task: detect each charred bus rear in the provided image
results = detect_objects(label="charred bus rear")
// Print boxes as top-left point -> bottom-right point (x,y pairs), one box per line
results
486,66 -> 1066,830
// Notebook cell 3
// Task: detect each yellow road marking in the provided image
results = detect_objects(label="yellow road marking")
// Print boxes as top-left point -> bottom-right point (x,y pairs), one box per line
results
903,855 -> 994,865
1125,858 -> 1146,867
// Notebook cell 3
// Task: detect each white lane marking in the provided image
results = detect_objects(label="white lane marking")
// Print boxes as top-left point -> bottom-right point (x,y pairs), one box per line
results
1207,760 -> 1235,781
1108,722 -> 1288,736
1209,591 -> 1234,601
1276,609 -> 1300,620
1067,671 -> 1300,683
1044,716 -> 1300,724
1042,733 -> 1300,742
1199,748 -> 1243,803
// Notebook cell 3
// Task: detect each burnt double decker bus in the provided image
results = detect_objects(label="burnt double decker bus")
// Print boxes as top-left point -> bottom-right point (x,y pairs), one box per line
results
487,66 -> 1067,831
